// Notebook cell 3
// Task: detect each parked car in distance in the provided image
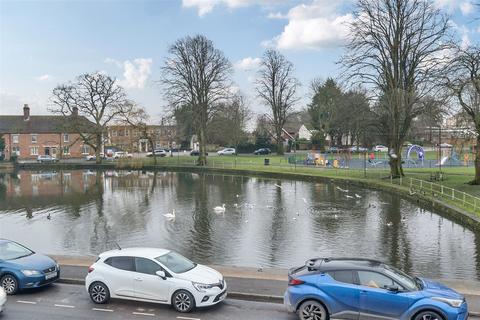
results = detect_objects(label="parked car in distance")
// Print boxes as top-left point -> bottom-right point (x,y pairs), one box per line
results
327,146 -> 340,153
348,146 -> 368,153
253,148 -> 271,155
373,145 -> 388,152
86,248 -> 226,313
190,150 -> 208,156
113,151 -> 132,159
285,257 -> 468,320
146,149 -> 168,157
217,148 -> 236,156
86,153 -> 105,161
37,155 -> 59,163
0,287 -> 5,313
0,239 -> 60,295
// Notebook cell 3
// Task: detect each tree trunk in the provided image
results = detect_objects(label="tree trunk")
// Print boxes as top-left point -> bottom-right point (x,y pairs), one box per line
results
388,146 -> 404,178
472,136 -> 480,185
276,130 -> 284,155
149,140 -> 157,166
95,134 -> 102,164
198,126 -> 207,166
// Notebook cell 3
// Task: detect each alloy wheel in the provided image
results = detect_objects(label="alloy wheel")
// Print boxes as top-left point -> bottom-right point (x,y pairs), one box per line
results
419,313 -> 441,320
89,283 -> 109,304
1,275 -> 17,294
299,301 -> 327,320
174,292 -> 192,312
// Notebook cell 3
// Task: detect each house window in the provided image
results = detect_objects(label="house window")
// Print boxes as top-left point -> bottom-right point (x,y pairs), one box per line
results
81,145 -> 89,154
63,146 -> 70,155
112,130 -> 117,137
125,129 -> 129,136
133,130 -> 138,137
63,134 -> 69,143
30,147 -> 39,156
12,135 -> 19,144
12,146 -> 20,156
155,142 -> 161,149
31,134 -> 37,143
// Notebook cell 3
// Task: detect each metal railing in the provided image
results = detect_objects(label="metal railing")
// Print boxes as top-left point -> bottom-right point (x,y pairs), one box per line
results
407,177 -> 479,212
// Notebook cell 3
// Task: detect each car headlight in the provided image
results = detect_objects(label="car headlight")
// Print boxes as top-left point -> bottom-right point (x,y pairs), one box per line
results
431,297 -> 464,308
21,270 -> 41,276
192,282 -> 214,292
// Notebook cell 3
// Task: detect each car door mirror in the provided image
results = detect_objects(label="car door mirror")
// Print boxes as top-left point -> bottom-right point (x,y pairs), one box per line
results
156,270 -> 166,280
385,285 -> 399,292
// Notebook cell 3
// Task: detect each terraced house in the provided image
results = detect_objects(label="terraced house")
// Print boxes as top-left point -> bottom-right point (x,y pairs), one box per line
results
0,105 -> 96,161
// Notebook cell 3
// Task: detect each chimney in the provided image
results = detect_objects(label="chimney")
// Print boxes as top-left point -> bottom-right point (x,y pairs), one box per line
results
72,106 -> 78,116
23,104 -> 30,121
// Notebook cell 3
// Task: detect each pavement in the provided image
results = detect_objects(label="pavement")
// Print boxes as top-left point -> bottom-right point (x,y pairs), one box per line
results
52,255 -> 480,316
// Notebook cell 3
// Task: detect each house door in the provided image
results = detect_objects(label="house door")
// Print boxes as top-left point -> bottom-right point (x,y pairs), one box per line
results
44,147 -> 50,156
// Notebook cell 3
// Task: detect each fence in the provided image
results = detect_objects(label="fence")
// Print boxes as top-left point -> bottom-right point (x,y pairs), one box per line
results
406,177 -> 480,212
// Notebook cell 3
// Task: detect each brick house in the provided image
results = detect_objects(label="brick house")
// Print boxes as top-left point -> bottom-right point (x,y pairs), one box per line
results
0,105 -> 96,160
107,124 -> 177,153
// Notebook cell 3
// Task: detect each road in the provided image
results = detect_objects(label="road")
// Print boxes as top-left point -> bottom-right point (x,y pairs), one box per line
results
1,283 -> 296,320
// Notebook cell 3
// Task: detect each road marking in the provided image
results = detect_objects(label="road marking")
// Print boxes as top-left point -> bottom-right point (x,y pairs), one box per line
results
16,300 -> 37,304
54,304 -> 75,308
92,308 -> 114,312
177,317 -> 201,320
132,312 -> 155,317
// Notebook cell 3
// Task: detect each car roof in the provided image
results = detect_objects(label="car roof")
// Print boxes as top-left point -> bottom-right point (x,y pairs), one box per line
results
305,257 -> 384,272
99,247 -> 171,260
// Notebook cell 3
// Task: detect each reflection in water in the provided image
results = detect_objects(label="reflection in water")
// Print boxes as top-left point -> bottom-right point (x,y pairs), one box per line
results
0,170 -> 479,280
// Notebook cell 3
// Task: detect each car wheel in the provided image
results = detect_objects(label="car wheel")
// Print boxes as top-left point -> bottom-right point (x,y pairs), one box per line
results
413,311 -> 444,320
1,274 -> 19,295
298,300 -> 328,320
89,282 -> 110,304
172,290 -> 195,313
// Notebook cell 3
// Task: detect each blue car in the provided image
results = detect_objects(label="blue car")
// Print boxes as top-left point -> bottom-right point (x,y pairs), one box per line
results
284,257 -> 468,320
0,239 -> 60,294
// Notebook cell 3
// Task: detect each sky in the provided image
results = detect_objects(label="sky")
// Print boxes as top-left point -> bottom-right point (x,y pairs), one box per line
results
0,0 -> 479,123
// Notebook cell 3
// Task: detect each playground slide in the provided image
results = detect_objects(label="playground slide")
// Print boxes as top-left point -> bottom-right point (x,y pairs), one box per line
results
435,156 -> 449,166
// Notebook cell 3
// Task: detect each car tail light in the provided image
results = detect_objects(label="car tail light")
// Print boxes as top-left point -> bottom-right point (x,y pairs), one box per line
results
88,266 -> 94,273
289,278 -> 305,286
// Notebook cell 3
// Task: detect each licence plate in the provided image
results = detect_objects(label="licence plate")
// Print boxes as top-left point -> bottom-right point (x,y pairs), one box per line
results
45,272 -> 57,280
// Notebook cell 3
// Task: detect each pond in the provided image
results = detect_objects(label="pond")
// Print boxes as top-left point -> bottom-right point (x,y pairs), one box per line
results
0,169 -> 478,280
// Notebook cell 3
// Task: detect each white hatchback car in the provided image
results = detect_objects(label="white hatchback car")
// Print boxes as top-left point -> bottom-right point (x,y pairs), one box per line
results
85,248 -> 226,313
0,286 -> 6,313
217,148 -> 236,155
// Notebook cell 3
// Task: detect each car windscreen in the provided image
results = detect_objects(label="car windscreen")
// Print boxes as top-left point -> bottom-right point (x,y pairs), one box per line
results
155,251 -> 196,274
383,265 -> 418,291
0,241 -> 34,260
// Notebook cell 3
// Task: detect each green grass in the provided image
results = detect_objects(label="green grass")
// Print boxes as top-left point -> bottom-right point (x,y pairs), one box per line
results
120,154 -> 480,216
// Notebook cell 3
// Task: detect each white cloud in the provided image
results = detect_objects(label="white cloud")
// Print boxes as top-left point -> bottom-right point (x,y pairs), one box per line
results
104,57 -> 122,68
435,0 -> 476,16
35,74 -> 51,81
267,11 -> 287,19
264,0 -> 353,50
182,0 -> 286,16
117,58 -> 153,89
234,57 -> 261,71
105,58 -> 153,89
460,1 -> 474,15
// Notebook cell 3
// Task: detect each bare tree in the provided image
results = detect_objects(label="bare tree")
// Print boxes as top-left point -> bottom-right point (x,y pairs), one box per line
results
447,45 -> 480,184
119,105 -> 163,165
161,35 -> 232,166
51,73 -> 129,163
256,50 -> 300,155
342,0 -> 450,177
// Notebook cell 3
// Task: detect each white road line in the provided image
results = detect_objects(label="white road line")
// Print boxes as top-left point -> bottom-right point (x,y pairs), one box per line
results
177,317 -> 201,320
92,308 -> 114,312
132,312 -> 155,317
16,300 -> 37,304
54,304 -> 75,308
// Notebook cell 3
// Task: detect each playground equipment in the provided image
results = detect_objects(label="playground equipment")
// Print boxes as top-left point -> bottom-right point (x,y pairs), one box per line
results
405,145 -> 425,167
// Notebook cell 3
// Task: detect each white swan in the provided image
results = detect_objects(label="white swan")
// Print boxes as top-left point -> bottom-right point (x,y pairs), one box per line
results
336,186 -> 349,192
214,204 -> 226,213
163,210 -> 176,220
274,184 -> 282,189
355,194 -> 362,199
346,195 -> 354,199
386,222 -> 393,227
